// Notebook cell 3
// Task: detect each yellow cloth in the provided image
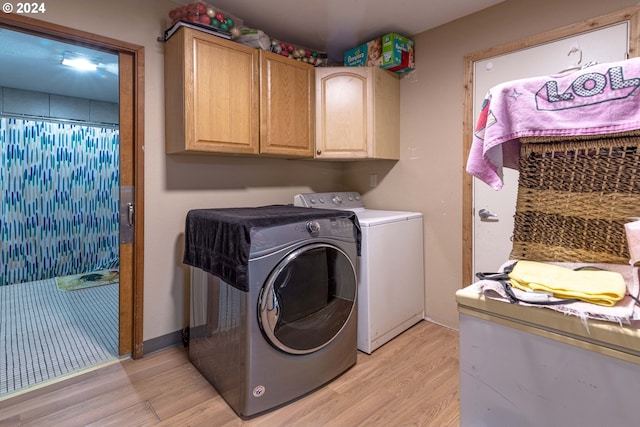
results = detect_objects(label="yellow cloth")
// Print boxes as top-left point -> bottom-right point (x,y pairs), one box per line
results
508,261 -> 627,306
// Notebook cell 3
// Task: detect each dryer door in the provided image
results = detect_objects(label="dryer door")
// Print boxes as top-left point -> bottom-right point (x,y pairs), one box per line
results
259,242 -> 356,355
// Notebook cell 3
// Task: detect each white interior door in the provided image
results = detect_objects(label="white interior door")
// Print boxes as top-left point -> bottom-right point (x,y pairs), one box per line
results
473,23 -> 629,274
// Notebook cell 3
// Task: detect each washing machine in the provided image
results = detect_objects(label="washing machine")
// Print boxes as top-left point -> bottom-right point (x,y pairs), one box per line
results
183,205 -> 360,418
294,192 -> 425,354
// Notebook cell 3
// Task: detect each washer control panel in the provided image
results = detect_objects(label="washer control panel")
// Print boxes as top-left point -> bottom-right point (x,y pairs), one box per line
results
294,192 -> 365,209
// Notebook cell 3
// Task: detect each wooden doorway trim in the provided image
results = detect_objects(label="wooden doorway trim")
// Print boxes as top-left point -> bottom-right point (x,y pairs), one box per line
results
0,14 -> 145,358
462,6 -> 640,288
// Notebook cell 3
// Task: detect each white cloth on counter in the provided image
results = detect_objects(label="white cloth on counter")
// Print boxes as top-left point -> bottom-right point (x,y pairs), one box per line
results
469,260 -> 640,328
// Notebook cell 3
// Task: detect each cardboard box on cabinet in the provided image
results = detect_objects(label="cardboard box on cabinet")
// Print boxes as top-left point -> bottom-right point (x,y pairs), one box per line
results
381,33 -> 414,74
344,38 -> 384,67
343,33 -> 414,74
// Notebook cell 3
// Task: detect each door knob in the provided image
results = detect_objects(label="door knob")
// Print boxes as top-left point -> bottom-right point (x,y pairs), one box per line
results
478,208 -> 499,222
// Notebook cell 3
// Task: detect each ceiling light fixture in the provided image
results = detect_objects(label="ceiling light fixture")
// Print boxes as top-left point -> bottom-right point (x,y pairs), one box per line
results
61,52 -> 99,71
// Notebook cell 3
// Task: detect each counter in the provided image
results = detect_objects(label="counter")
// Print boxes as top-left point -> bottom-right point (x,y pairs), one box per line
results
456,282 -> 640,426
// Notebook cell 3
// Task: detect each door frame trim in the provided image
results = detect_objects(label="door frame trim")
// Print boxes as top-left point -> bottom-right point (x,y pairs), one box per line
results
461,6 -> 640,287
0,14 -> 145,358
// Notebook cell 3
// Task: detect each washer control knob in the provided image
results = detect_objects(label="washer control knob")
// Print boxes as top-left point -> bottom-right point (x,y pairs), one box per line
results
332,195 -> 343,205
306,220 -> 320,234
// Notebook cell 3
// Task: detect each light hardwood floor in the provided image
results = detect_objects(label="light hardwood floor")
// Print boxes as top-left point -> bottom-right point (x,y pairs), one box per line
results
0,320 -> 460,426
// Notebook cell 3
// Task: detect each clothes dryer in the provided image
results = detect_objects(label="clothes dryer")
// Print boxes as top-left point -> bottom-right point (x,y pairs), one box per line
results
294,192 -> 425,353
184,205 -> 359,418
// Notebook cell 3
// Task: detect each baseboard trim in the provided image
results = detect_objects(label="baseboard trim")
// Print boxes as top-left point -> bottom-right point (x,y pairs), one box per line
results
142,329 -> 184,355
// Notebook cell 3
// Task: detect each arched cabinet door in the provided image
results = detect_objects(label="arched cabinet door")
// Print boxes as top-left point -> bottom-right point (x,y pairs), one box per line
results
315,67 -> 400,160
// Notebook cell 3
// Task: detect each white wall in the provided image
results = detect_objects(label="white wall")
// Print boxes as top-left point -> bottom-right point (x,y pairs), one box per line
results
32,0 -> 640,343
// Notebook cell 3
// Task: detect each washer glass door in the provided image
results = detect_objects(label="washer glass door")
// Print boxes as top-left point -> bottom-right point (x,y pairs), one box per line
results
259,242 -> 356,355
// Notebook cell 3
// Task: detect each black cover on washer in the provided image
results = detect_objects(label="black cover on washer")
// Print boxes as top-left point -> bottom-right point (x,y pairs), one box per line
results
183,205 -> 360,291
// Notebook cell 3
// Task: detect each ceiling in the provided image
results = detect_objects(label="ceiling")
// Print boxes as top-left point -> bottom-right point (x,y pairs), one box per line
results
200,0 -> 504,60
0,28 -> 119,104
0,0 -> 504,105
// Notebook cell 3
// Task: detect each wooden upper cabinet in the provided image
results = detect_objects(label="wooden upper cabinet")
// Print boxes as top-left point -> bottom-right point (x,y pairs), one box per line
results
315,67 -> 400,160
259,51 -> 315,157
165,27 -> 259,155
164,27 -> 315,158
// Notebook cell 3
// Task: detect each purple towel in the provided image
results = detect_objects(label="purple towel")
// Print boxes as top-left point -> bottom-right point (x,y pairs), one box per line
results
466,57 -> 640,190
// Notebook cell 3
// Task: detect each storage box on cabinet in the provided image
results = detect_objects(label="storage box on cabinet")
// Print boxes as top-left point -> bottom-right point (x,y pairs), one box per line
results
315,67 -> 400,160
164,27 -> 314,158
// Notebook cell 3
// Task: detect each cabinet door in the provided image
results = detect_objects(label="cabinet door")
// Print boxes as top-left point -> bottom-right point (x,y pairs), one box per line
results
315,68 -> 371,159
259,51 -> 315,157
165,28 -> 259,154
372,68 -> 400,160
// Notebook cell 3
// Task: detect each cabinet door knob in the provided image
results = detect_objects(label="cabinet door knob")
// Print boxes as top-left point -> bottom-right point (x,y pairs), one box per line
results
316,149 -> 322,155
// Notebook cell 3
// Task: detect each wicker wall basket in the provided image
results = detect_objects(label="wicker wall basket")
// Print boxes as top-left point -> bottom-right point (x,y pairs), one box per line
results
511,134 -> 640,264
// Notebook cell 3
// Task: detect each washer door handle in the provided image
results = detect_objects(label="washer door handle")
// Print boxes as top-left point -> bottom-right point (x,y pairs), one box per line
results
265,287 -> 280,326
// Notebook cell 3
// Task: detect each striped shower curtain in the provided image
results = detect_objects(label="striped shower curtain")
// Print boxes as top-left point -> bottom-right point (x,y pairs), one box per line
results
0,117 -> 120,286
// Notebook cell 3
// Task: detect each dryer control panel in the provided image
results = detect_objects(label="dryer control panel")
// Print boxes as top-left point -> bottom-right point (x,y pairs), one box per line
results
249,217 -> 356,258
294,192 -> 365,209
